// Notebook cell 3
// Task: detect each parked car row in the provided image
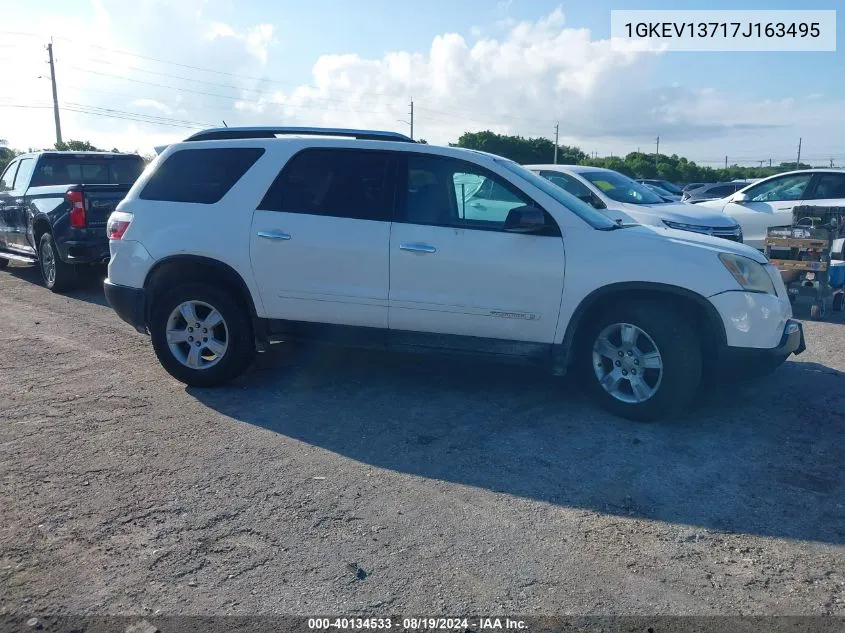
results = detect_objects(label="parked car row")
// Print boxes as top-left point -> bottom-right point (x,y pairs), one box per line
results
4,131 -> 827,421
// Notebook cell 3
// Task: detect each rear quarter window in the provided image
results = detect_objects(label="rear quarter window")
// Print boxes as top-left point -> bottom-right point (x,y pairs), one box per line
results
140,148 -> 265,204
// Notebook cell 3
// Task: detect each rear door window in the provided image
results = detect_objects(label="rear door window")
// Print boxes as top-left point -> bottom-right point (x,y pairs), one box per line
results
30,157 -> 146,186
259,149 -> 397,221
807,173 -> 845,200
141,148 -> 264,204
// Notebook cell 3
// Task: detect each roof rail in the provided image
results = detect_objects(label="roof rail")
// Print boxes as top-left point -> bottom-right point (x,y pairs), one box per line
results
183,126 -> 416,143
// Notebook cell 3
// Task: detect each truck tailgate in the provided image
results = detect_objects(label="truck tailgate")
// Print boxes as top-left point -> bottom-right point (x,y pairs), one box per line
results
78,184 -> 132,228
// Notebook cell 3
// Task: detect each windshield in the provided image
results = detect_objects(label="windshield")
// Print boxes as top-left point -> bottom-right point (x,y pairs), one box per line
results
657,180 -> 683,195
583,171 -> 666,205
647,185 -> 673,197
495,159 -> 616,229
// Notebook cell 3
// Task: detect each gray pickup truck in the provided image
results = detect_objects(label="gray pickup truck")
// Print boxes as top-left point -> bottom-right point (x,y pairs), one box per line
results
0,151 -> 146,291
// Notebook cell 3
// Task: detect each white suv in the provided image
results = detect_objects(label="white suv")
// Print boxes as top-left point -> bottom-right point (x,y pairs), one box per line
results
104,127 -> 805,421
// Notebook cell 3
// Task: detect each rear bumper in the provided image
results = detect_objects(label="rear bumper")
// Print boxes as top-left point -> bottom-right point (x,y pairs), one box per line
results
57,238 -> 110,264
103,279 -> 146,333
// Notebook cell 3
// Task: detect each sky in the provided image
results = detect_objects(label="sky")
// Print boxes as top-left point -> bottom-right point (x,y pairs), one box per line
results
0,0 -> 843,166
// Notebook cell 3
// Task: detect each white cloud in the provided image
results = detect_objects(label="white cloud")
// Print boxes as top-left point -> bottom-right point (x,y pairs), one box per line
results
205,21 -> 276,65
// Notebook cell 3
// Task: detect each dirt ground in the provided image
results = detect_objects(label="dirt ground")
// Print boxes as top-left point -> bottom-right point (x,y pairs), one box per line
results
1,262 -> 843,617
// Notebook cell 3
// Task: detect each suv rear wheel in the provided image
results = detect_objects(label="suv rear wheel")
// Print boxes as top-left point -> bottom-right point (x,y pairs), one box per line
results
150,282 -> 255,387
580,299 -> 702,421
0,257 -> 8,269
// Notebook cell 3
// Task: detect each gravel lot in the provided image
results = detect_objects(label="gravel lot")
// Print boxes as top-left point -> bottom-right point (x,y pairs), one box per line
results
1,262 -> 844,617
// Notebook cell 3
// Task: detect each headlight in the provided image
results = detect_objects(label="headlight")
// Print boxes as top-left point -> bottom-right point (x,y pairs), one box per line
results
718,253 -> 776,295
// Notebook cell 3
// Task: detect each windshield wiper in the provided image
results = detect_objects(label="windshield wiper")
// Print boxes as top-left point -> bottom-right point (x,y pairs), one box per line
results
598,221 -> 638,231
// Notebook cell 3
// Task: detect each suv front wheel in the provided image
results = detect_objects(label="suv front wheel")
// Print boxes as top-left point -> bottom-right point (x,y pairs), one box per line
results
580,300 -> 702,421
150,283 -> 255,387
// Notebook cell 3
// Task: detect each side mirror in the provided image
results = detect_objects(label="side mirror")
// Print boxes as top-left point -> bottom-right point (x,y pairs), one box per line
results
732,191 -> 749,204
503,205 -> 546,233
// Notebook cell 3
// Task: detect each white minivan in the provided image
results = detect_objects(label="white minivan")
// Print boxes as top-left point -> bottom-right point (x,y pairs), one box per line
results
525,165 -> 743,242
103,127 -> 804,421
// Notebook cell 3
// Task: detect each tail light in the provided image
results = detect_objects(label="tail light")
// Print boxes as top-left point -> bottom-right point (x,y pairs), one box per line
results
66,189 -> 86,228
107,211 -> 133,240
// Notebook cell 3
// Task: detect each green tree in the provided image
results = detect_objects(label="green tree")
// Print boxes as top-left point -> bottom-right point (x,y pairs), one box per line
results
54,140 -> 103,152
453,130 -> 586,165
0,146 -> 15,172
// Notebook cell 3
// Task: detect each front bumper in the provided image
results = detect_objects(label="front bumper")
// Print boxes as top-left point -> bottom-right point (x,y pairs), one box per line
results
103,279 -> 146,334
717,319 -> 805,376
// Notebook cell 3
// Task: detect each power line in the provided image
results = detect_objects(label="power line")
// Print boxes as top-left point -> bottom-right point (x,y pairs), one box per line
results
63,102 -> 214,127
68,66 -> 404,116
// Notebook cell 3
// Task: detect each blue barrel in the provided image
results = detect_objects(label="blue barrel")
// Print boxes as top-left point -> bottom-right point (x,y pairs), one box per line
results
830,260 -> 845,289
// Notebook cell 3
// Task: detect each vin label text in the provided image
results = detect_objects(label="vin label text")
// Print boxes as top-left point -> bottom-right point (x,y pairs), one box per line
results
610,10 -> 836,51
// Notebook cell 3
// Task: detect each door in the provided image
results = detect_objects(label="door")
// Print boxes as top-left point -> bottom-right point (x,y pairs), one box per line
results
6,157 -> 35,252
389,153 -> 565,344
251,148 -> 397,329
0,159 -> 19,249
722,173 -> 813,248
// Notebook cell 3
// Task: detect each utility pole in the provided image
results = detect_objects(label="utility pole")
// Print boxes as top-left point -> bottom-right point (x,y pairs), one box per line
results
796,137 -> 802,168
655,136 -> 659,170
47,41 -> 62,145
769,158 -> 772,167
553,122 -> 559,164
409,99 -> 414,141
831,157 -> 835,168
725,155 -> 728,169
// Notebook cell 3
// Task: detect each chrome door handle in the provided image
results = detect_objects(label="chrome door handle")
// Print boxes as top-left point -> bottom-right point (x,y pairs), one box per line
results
399,242 -> 436,254
257,230 -> 291,240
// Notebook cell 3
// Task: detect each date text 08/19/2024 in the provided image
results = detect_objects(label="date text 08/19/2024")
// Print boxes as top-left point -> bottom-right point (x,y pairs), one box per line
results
307,617 -> 528,630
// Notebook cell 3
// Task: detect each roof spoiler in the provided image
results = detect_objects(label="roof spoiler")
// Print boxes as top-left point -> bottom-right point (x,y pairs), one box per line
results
182,126 -> 415,143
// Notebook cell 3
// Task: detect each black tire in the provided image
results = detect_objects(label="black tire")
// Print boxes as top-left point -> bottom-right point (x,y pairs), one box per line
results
0,257 -> 8,269
579,300 -> 702,422
38,232 -> 78,292
149,282 -> 255,387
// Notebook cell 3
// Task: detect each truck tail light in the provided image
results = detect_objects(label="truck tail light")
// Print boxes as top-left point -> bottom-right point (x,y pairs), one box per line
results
107,211 -> 133,240
66,189 -> 86,228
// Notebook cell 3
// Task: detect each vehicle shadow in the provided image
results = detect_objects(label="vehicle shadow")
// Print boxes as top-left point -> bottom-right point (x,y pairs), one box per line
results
189,345 -> 845,546
4,262 -> 109,308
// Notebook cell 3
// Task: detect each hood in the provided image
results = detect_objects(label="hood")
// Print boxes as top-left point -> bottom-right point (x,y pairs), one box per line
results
611,200 -> 736,228
694,198 -> 729,211
618,224 -> 768,263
